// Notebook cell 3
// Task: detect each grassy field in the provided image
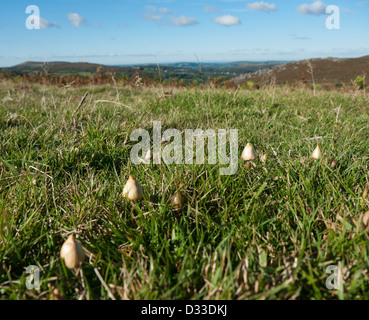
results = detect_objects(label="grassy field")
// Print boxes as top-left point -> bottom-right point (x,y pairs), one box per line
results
0,81 -> 368,300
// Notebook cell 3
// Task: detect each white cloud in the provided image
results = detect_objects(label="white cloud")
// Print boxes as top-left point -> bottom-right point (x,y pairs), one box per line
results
204,6 -> 218,12
40,18 -> 60,29
247,2 -> 277,12
145,6 -> 173,14
142,6 -> 172,21
142,13 -> 162,21
214,15 -> 241,26
297,1 -> 327,15
67,13 -> 86,27
172,15 -> 198,26
159,8 -> 173,14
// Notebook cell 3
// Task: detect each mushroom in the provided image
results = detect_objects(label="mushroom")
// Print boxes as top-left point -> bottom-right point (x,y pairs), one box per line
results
328,158 -> 337,168
60,234 -> 85,270
311,145 -> 322,160
362,211 -> 369,230
123,175 -> 143,201
241,143 -> 257,169
260,154 -> 267,164
171,191 -> 185,211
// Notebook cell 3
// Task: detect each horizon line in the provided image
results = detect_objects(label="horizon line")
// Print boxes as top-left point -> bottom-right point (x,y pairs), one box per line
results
2,54 -> 369,69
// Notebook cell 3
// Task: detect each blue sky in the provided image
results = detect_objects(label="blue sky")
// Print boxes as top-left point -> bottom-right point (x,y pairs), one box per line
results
0,0 -> 368,67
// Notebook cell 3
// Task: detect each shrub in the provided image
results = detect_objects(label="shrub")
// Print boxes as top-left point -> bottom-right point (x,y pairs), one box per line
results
246,81 -> 255,89
353,75 -> 365,90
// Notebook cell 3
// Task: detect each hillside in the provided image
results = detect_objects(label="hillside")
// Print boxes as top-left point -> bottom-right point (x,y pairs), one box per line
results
0,60 -> 286,84
233,55 -> 369,88
3,57 -> 368,88
0,61 -> 133,76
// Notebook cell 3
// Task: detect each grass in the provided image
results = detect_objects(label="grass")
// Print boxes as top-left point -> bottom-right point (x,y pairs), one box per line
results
0,81 -> 368,300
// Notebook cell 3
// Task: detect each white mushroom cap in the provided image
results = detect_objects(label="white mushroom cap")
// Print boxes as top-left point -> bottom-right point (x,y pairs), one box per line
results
60,234 -> 85,269
311,145 -> 322,160
241,143 -> 256,161
123,175 -> 143,201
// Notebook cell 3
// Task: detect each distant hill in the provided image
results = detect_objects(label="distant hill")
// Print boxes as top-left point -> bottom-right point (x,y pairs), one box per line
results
123,61 -> 286,70
0,61 -> 132,76
233,55 -> 369,87
5,57 -> 366,87
0,60 -> 286,83
116,61 -> 287,78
